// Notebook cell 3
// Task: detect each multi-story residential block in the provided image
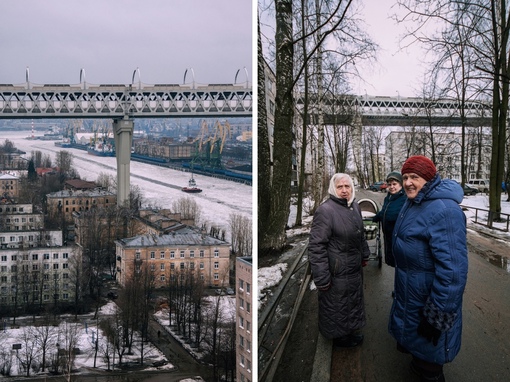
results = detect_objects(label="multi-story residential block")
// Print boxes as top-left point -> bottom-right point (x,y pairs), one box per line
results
235,256 -> 252,382
46,189 -> 117,224
0,173 -> 20,200
0,203 -> 43,230
385,130 -> 492,181
0,203 -> 62,249
115,227 -> 230,288
0,246 -> 78,310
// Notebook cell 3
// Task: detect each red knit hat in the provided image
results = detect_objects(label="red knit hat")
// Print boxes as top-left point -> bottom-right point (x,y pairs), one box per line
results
401,155 -> 437,181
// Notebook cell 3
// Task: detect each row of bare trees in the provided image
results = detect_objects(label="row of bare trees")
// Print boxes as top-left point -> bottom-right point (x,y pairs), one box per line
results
259,0 -> 510,254
258,0 -> 376,254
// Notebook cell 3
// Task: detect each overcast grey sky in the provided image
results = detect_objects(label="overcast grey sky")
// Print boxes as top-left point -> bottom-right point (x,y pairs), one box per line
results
0,0 -> 252,86
356,0 -> 426,98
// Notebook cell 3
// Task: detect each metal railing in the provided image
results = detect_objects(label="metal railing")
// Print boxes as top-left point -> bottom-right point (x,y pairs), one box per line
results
461,204 -> 510,232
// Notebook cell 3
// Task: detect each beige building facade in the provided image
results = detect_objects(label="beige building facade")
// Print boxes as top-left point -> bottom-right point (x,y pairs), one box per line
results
115,228 -> 230,288
46,189 -> 117,224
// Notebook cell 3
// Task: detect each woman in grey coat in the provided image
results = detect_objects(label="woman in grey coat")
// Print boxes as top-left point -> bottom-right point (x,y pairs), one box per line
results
308,173 -> 370,347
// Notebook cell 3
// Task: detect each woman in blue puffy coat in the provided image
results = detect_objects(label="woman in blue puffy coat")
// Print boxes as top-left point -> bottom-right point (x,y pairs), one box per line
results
372,171 -> 406,267
389,156 -> 468,382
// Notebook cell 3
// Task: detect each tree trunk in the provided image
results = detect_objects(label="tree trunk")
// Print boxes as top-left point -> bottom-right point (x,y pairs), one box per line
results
259,0 -> 294,254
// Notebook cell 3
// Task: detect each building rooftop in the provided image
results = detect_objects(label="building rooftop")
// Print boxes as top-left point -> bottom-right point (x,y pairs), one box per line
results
117,228 -> 229,247
47,189 -> 116,198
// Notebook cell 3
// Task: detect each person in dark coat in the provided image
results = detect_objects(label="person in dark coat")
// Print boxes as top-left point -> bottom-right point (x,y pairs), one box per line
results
389,156 -> 468,382
372,171 -> 406,267
308,173 -> 370,348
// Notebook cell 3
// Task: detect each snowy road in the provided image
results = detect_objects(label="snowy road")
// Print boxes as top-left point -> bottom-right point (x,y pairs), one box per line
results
3,131 -> 252,237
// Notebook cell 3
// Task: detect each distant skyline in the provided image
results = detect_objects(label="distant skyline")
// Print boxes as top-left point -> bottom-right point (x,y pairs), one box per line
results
0,0 -> 252,86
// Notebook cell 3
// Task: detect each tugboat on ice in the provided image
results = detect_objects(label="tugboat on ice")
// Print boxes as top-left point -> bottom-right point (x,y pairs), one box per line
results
181,174 -> 202,193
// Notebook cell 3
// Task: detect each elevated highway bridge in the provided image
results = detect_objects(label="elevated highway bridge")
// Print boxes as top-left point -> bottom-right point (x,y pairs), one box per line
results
0,69 -> 252,205
302,94 -> 492,126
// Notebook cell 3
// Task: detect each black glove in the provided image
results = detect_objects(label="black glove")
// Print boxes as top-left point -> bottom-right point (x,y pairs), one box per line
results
417,317 -> 441,346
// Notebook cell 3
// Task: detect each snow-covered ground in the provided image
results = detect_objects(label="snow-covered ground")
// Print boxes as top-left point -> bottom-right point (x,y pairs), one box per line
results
3,130 -> 252,240
0,302 -> 172,378
0,296 -> 238,379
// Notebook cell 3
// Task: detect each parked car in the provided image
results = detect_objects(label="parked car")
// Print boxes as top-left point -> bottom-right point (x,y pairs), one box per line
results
468,179 -> 490,193
462,184 -> 479,196
369,181 -> 387,192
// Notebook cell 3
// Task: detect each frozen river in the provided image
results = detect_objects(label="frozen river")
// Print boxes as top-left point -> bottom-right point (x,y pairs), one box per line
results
2,130 -> 253,238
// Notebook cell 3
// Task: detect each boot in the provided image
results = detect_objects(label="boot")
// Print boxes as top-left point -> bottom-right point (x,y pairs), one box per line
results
410,360 -> 446,382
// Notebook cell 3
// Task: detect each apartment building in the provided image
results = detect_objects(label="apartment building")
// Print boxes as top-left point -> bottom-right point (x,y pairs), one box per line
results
0,202 -> 78,311
46,189 -> 117,224
236,256 -> 253,382
0,173 -> 20,200
0,245 -> 78,310
115,227 -> 230,288
385,130 -> 492,181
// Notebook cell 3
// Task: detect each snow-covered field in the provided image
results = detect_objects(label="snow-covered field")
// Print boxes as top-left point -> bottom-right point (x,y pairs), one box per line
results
2,130 -> 253,240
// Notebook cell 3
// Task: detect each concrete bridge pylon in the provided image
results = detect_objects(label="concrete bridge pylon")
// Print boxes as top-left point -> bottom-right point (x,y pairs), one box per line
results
113,117 -> 134,207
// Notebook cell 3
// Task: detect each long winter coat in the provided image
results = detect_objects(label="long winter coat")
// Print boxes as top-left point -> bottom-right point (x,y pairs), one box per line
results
373,188 -> 406,267
308,195 -> 370,339
389,175 -> 468,364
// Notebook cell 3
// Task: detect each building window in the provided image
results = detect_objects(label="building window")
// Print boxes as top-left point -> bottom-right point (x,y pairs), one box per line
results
170,251 -> 175,259
53,253 -> 58,259
44,264 -> 49,270
32,254 -> 38,260
190,250 -> 195,258
44,253 -> 50,260
0,256 -> 6,262
63,273 -> 69,279
160,251 -> 165,259
247,283 -> 251,294
239,298 -> 244,309
150,264 -> 156,271
160,274 -> 166,282
239,279 -> 244,290
170,263 -> 175,270
180,262 -> 185,270
200,250 -> 204,258
200,262 -> 204,269
32,264 -> 38,271
247,302 -> 251,313
53,264 -> 59,270
150,252 -> 155,259
214,262 -> 219,269
214,249 -> 219,257
214,273 -> 219,280
160,263 -> 165,271
63,293 -> 69,300
180,250 -> 185,258
190,262 -> 195,269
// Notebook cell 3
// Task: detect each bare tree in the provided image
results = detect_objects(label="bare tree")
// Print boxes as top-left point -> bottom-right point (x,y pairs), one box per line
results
171,196 -> 202,225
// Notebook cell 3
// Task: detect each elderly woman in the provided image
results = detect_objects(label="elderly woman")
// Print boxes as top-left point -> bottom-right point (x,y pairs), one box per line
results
372,171 -> 406,267
308,173 -> 370,348
390,156 -> 468,382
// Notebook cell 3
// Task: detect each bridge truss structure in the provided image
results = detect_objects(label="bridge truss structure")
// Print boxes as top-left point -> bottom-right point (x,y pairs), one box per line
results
305,95 -> 493,127
0,82 -> 252,119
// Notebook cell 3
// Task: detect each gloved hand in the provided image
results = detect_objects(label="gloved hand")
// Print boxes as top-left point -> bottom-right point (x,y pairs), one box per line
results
417,317 -> 441,346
